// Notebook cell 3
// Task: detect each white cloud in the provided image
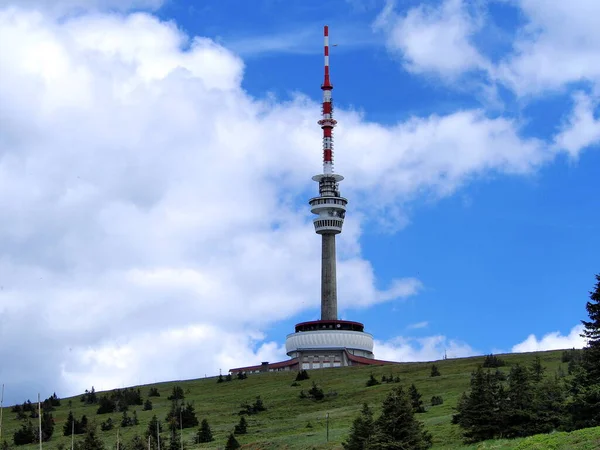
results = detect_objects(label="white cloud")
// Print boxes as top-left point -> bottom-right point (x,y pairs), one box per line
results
407,321 -> 429,330
0,0 -> 164,16
0,3 -> 580,403
375,0 -> 486,78
554,92 -> 600,156
511,324 -> 587,353
374,335 -> 476,362
497,0 -> 600,96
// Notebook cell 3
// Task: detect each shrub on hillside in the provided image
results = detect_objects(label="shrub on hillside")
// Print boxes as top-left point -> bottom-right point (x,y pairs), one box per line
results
239,396 -> 266,415
148,388 -> 160,397
143,399 -> 153,411
482,354 -> 506,368
13,421 -> 36,446
80,387 -> 98,404
234,417 -> 247,435
196,419 -> 213,443
366,374 -> 380,387
431,365 -> 441,377
431,395 -> 444,406
409,384 -> 426,413
100,418 -> 114,431
295,370 -> 310,381
167,386 -> 185,401
224,433 -> 240,450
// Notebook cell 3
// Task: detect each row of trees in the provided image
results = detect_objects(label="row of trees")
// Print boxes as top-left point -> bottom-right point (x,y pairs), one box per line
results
453,273 -> 600,443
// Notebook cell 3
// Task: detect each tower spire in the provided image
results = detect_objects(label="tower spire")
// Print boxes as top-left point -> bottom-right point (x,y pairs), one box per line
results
310,25 -> 347,321
319,25 -> 337,175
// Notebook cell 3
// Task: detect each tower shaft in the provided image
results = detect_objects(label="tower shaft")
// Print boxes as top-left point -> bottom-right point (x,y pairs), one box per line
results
321,234 -> 337,320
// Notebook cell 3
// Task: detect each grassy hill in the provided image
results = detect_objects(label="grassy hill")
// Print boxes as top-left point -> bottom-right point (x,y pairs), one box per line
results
1,349 -> 599,449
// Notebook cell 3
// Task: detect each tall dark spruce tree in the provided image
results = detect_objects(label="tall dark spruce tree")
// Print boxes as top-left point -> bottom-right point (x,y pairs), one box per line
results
367,386 -> 432,450
342,403 -> 374,450
570,273 -> 600,429
452,367 -> 506,443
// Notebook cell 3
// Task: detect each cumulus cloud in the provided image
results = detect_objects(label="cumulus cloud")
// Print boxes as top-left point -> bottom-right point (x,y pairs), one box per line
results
374,0 -> 486,78
554,92 -> 600,156
0,0 -> 164,16
0,2 -> 580,404
374,335 -> 476,362
511,324 -> 587,353
497,0 -> 600,95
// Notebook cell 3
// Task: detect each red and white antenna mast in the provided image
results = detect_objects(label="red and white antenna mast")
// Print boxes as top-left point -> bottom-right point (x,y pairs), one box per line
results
319,25 -> 337,175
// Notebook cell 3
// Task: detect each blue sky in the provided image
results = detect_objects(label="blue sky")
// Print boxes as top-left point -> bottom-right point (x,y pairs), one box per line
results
152,0 -> 599,350
0,0 -> 598,403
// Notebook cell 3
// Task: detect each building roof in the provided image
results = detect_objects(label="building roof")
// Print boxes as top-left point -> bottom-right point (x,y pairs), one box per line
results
229,358 -> 298,373
345,350 -> 397,366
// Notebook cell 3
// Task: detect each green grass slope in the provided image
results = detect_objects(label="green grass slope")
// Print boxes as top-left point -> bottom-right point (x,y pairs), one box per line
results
1,350 -> 598,449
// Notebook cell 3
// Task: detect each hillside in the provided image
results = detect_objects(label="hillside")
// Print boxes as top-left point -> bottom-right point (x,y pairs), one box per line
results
1,349 -> 599,450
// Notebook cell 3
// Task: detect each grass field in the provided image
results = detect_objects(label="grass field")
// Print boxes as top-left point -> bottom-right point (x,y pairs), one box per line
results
1,349 -> 598,449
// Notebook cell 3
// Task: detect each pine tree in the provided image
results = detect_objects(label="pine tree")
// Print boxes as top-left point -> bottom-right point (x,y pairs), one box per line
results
366,374 -> 380,387
367,386 -> 432,450
167,386 -> 184,401
224,433 -> 240,450
409,384 -> 426,413
581,273 -> 600,381
121,410 -> 132,428
13,421 -> 36,445
133,410 -> 139,426
430,365 -> 441,377
342,403 -> 374,450
77,415 -> 88,434
570,273 -> 600,429
148,388 -> 160,397
166,428 -> 181,450
234,417 -> 247,435
196,419 -> 213,443
75,424 -> 104,450
504,364 -> 535,438
128,435 -> 146,450
64,411 -> 76,436
452,367 -> 507,443
143,399 -> 153,411
145,415 -> 162,447
529,356 -> 546,383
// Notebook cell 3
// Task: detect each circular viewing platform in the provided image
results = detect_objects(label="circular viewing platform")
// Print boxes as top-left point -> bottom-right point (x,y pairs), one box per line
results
294,320 -> 365,333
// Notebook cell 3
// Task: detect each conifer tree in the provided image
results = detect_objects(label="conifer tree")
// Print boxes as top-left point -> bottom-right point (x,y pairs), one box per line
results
368,386 -> 432,450
128,435 -> 146,450
145,415 -> 162,447
581,273 -> 600,380
570,273 -> 600,429
143,399 -> 153,411
196,419 -> 213,443
64,411 -> 76,436
234,417 -> 247,435
75,423 -> 104,450
430,365 -> 441,377
409,384 -> 426,413
342,403 -> 374,450
224,433 -> 240,450
452,367 -> 507,443
504,364 -> 535,438
13,421 -> 36,445
529,356 -> 545,382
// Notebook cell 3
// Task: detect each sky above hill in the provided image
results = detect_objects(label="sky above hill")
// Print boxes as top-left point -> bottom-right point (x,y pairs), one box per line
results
0,0 -> 598,404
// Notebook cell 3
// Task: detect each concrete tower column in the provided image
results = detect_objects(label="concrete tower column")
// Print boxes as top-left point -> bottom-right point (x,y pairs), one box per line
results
321,233 -> 337,320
